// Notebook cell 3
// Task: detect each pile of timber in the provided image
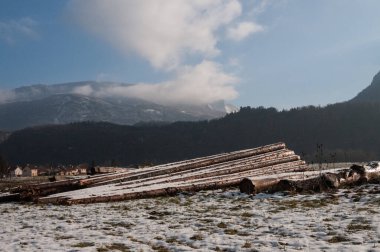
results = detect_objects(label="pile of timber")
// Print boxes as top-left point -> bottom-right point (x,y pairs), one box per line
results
239,164 -> 380,195
2,142 -> 304,204
2,142 -> 378,205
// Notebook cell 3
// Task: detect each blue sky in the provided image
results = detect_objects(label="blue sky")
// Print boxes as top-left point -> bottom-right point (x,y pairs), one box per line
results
0,0 -> 379,108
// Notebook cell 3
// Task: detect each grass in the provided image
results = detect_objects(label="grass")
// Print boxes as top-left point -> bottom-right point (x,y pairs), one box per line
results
55,235 -> 74,240
242,241 -> 252,248
271,197 -> 340,212
224,229 -> 238,235
241,212 -> 254,218
151,244 -> 170,252
346,222 -> 372,232
328,235 -> 350,243
167,197 -> 181,205
96,243 -> 131,252
72,242 -> 95,248
217,222 -> 227,228
109,205 -> 130,211
190,233 -> 203,241
165,237 -> 178,243
104,221 -> 134,229
149,210 -> 171,217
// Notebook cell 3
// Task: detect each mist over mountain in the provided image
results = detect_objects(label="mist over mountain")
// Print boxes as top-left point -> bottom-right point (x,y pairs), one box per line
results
0,81 -> 237,131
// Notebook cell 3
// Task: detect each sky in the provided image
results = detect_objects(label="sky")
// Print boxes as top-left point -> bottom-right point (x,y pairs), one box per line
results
0,0 -> 379,108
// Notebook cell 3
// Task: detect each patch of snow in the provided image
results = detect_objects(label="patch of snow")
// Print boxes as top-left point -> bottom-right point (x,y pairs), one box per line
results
1,184 -> 380,251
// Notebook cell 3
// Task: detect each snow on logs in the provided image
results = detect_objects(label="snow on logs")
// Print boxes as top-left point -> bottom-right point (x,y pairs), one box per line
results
36,142 -> 306,204
7,142 -> 379,205
239,164 -> 380,195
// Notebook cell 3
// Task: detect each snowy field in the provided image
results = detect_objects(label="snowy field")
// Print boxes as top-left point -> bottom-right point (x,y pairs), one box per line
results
1,184 -> 380,252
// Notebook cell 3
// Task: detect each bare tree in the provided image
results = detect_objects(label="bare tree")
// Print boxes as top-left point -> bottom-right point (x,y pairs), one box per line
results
0,154 -> 8,179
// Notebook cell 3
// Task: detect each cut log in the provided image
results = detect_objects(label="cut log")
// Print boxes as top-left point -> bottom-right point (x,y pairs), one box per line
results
82,143 -> 287,187
240,166 -> 380,195
12,143 -> 287,201
0,193 -> 20,203
112,157 -> 304,192
38,158 -> 304,205
38,178 -> 243,205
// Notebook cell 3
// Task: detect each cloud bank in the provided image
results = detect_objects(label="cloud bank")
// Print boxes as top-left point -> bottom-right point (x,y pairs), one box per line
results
67,0 -> 262,105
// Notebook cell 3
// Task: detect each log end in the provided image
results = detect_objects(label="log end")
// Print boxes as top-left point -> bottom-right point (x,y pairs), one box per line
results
239,178 -> 255,195
321,173 -> 340,189
271,179 -> 297,193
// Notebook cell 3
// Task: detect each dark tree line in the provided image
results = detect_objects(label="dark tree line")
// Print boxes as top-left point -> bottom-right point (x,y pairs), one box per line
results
1,101 -> 380,166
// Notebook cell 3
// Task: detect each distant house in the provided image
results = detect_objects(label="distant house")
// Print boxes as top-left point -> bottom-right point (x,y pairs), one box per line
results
22,166 -> 31,177
79,168 -> 87,174
77,164 -> 88,174
13,167 -> 22,177
65,168 -> 79,176
22,165 -> 39,177
31,168 -> 38,177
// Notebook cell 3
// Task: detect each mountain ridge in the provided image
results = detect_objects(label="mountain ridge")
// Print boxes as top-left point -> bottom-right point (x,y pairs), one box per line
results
0,81 -> 236,131
350,71 -> 380,103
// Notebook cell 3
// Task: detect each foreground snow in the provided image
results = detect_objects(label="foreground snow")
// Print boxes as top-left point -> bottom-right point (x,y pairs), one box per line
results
1,184 -> 380,251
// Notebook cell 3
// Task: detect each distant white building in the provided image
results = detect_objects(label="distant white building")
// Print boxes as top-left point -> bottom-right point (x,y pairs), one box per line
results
22,165 -> 39,177
13,167 -> 22,177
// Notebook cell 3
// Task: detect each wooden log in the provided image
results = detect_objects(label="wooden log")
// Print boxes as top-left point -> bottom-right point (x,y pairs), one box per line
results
240,166 -> 380,195
38,177 -> 244,205
14,179 -> 84,201
240,174 -> 337,195
13,143 -> 287,201
37,153 -> 303,205
107,160 -> 306,192
91,150 -> 291,187
81,142 -> 287,186
0,193 -> 20,203
164,161 -> 306,186
38,159 -> 304,205
239,177 -> 280,194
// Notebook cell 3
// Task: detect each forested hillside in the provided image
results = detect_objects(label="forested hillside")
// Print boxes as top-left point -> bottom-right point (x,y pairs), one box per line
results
1,101 -> 380,166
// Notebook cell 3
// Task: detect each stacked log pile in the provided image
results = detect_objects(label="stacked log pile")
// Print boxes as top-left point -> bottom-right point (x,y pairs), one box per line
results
35,142 -> 306,204
239,164 -> 380,195
2,142 -> 378,205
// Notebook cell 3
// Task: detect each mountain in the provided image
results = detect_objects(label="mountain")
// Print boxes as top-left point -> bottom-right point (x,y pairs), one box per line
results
2,72 -> 380,165
350,71 -> 380,103
0,81 -> 234,131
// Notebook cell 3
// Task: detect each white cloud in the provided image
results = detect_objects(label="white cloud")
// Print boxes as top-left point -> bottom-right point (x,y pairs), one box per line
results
67,0 -> 242,70
227,21 -> 263,41
66,1 -> 263,105
0,17 -> 38,44
90,61 -> 238,105
72,85 -> 94,96
248,0 -> 271,15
